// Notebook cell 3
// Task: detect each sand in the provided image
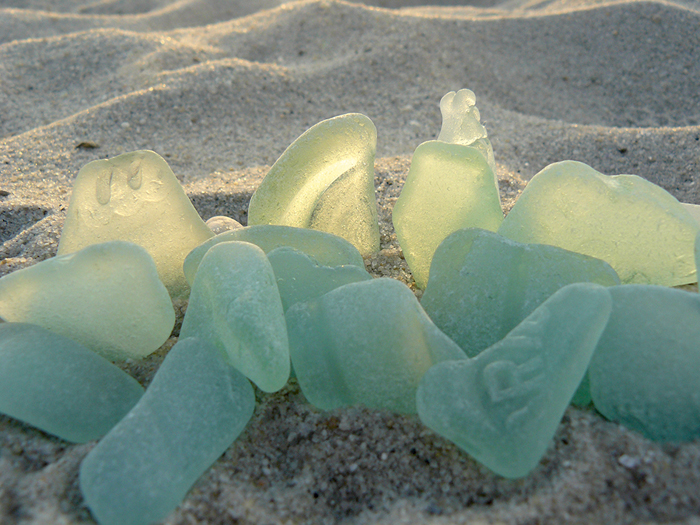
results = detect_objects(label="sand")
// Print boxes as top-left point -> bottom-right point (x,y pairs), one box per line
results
1,0 -> 700,523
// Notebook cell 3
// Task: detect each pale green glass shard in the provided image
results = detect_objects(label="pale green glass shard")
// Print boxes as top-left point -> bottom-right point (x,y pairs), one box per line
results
682,203 -> 700,227
205,215 -> 243,235
0,241 -> 174,361
0,323 -> 143,443
80,337 -> 254,525
267,247 -> 372,311
498,160 -> 700,286
184,225 -> 364,286
696,232 -> 700,276
247,114 -> 380,255
421,228 -> 620,358
180,241 -> 289,393
590,285 -> 700,442
417,283 -> 612,479
286,278 -> 467,414
392,141 -> 503,289
57,150 -> 214,297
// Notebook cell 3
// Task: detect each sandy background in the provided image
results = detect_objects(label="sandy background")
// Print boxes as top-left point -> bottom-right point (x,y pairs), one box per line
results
2,0 -> 700,523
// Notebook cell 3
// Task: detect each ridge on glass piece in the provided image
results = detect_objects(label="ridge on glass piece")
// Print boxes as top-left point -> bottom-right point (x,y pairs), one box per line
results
247,114 -> 380,255
57,150 -> 214,297
498,160 -> 700,286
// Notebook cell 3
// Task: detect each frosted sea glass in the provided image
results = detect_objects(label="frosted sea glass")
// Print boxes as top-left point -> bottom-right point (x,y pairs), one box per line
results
417,283 -> 612,479
205,215 -> 243,234
392,141 -> 502,288
0,241 -> 174,361
0,323 -> 143,443
184,225 -> 364,286
682,203 -> 700,227
498,161 -> 700,286
58,150 -> 214,297
80,337 -> 254,525
589,285 -> 700,442
286,278 -> 467,414
180,241 -> 289,393
421,228 -> 619,357
247,114 -> 380,255
267,247 -> 372,311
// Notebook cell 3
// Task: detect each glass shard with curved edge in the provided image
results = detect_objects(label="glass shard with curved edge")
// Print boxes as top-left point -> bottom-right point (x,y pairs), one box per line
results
205,215 -> 243,235
417,283 -> 612,479
421,228 -> 620,358
80,337 -> 255,525
180,241 -> 289,393
0,323 -> 143,443
267,247 -> 372,311
393,141 -> 502,288
0,241 -> 174,361
286,278 -> 467,414
247,114 -> 380,255
184,225 -> 365,286
498,160 -> 700,286
590,285 -> 700,442
58,150 -> 214,297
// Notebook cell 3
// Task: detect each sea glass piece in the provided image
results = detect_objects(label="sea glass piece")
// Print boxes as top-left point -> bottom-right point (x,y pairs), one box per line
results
286,278 -> 467,414
498,160 -> 700,286
682,203 -> 700,227
696,231 -> 700,275
205,215 -> 243,234
392,141 -> 502,288
421,228 -> 619,357
0,241 -> 174,361
0,323 -> 144,443
417,283 -> 612,479
267,247 -> 372,311
80,337 -> 254,525
184,225 -> 364,286
247,114 -> 380,255
57,150 -> 214,297
589,285 -> 700,442
180,241 -> 289,392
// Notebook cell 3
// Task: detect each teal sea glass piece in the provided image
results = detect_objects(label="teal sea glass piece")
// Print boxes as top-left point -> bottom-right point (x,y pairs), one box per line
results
286,278 -> 467,414
57,150 -> 214,297
498,160 -> 700,286
267,247 -> 372,311
421,228 -> 620,357
0,241 -> 174,361
184,225 -> 365,286
417,283 -> 612,478
589,285 -> 700,442
0,323 -> 143,443
247,114 -> 380,255
80,337 -> 254,525
392,141 -> 502,288
180,241 -> 289,393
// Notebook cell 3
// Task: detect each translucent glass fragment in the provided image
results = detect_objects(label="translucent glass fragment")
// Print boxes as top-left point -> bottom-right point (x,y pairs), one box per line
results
58,150 -> 214,297
681,203 -> 700,227
0,241 -> 174,361
417,283 -> 612,478
498,161 -> 700,286
286,278 -> 467,414
80,337 -> 254,525
0,323 -> 143,443
180,241 -> 289,393
205,215 -> 243,234
421,228 -> 619,357
247,114 -> 380,255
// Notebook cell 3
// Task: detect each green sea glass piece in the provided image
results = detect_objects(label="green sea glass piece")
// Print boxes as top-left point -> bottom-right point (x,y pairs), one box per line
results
392,141 -> 502,288
0,323 -> 143,443
0,241 -> 174,361
696,231 -> 700,275
80,337 -> 254,525
421,228 -> 620,357
247,114 -> 380,255
682,203 -> 700,227
498,160 -> 700,286
589,285 -> 700,442
286,278 -> 467,414
57,150 -> 214,297
417,283 -> 612,478
184,225 -> 365,286
205,215 -> 243,234
180,241 -> 289,392
267,247 -> 372,311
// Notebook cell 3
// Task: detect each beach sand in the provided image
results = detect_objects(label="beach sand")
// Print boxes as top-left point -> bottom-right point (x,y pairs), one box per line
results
2,0 -> 700,523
